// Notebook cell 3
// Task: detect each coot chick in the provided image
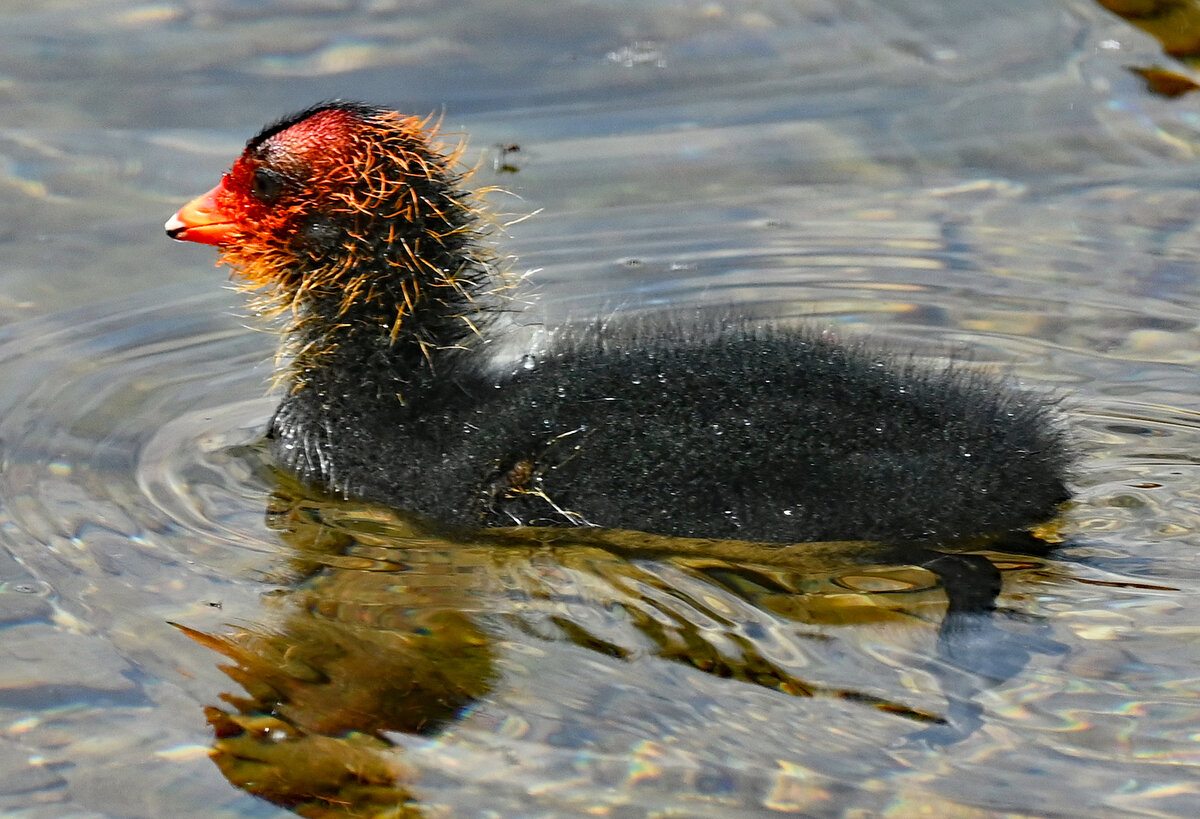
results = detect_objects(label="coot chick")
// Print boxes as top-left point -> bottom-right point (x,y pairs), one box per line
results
166,101 -> 1070,543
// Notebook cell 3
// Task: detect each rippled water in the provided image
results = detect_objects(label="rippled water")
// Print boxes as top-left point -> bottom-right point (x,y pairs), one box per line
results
2,1 -> 1200,817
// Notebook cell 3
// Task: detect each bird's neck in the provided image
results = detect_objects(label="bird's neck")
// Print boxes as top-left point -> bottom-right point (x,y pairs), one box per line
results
280,244 -> 499,403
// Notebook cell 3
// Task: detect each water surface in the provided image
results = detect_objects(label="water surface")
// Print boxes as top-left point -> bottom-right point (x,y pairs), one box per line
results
1,1 -> 1199,816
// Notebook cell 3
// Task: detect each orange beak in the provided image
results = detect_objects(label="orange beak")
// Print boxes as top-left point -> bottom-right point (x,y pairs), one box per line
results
165,182 -> 236,246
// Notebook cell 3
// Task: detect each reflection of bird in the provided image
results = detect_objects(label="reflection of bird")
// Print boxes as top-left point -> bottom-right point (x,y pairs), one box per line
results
167,101 -> 1071,543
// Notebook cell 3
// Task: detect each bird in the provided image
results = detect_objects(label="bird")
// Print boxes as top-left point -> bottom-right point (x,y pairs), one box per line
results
166,100 -> 1071,544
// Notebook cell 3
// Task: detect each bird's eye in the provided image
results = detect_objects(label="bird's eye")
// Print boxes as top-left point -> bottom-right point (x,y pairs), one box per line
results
251,167 -> 285,203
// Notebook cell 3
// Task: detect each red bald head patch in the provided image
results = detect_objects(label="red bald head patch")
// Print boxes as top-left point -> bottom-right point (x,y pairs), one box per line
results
251,106 -> 360,172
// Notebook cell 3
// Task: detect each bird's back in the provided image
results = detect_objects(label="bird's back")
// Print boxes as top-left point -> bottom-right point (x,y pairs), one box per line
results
287,321 -> 1071,544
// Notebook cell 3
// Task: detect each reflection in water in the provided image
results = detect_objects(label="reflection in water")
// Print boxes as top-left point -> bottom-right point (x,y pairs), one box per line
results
183,465 -> 1066,816
1095,0 -> 1200,62
1095,0 -> 1200,96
